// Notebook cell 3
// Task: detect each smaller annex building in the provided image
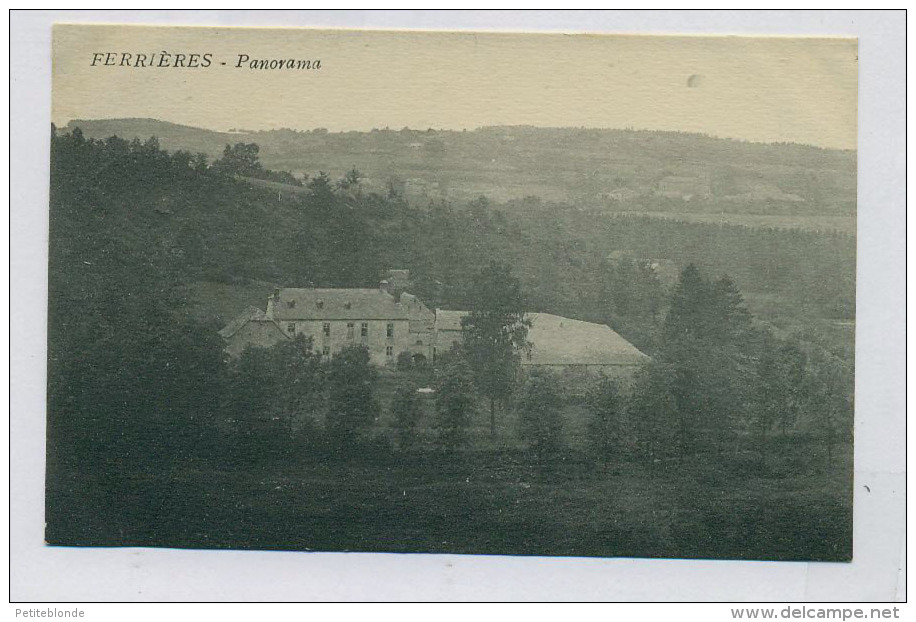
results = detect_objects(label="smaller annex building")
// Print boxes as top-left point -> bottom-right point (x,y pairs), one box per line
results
523,312 -> 649,383
432,310 -> 649,383
218,307 -> 290,359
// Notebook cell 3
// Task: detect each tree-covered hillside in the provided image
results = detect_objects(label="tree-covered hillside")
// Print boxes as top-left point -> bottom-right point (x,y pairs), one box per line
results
66,118 -> 856,215
49,125 -> 856,354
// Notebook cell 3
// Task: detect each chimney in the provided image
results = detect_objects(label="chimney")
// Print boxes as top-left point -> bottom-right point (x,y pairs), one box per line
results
379,279 -> 391,296
385,269 -> 410,301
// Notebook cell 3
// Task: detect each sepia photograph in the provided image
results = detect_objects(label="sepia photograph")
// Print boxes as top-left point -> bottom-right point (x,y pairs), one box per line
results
43,23 -> 861,564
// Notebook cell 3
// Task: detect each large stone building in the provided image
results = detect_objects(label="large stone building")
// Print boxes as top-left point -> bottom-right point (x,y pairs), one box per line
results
220,271 -> 435,365
219,271 -> 649,379
264,284 -> 432,366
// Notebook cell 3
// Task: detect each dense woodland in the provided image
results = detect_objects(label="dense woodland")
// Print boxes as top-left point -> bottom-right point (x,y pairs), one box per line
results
46,127 -> 854,560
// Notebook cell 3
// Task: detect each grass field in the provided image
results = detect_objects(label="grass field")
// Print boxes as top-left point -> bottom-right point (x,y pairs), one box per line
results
46,437 -> 852,561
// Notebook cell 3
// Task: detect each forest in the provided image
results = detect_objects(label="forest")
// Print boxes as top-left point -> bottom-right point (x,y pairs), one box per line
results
46,127 -> 854,560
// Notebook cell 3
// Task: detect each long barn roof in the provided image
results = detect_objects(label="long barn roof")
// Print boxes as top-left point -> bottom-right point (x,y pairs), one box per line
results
433,309 -> 648,366
524,313 -> 649,366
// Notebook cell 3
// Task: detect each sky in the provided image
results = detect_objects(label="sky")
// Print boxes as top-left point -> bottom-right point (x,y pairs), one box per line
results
53,25 -> 858,150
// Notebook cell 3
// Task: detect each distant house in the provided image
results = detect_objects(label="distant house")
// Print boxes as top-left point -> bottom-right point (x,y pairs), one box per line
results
607,250 -> 680,287
599,187 -> 640,202
218,307 -> 290,359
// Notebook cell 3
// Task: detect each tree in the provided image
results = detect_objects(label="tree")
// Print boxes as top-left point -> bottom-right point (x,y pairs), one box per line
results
326,345 -> 379,447
434,359 -> 475,454
586,377 -> 626,467
396,350 -> 414,371
191,152 -> 209,172
663,335 -> 748,457
337,167 -> 363,194
461,261 -> 532,439
214,142 -> 263,177
804,350 -> 853,470
753,336 -> 807,442
654,265 -> 760,458
628,362 -> 678,463
516,370 -> 565,463
267,335 -> 325,436
224,335 -> 324,459
708,275 -> 753,347
391,386 -> 423,451
663,263 -> 711,343
307,171 -> 336,206
664,266 -> 753,347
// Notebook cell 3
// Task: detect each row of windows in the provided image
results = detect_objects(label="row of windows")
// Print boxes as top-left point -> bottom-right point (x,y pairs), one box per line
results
286,322 -> 396,339
286,300 -> 356,311
314,345 -> 394,358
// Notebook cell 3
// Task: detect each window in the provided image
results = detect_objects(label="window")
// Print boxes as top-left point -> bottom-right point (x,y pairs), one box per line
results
386,346 -> 393,357
316,300 -> 324,310
361,322 -> 369,337
287,300 -> 296,309
386,323 -> 394,338
347,322 -> 355,339
287,323 -> 296,335
344,302 -> 352,310
322,322 -> 331,337
322,345 -> 330,357
415,340 -> 424,346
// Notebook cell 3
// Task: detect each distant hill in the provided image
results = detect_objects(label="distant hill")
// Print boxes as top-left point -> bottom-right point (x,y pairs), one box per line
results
64,118 -> 857,215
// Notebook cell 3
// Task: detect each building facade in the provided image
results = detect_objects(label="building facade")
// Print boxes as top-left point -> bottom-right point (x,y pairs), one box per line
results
432,309 -> 467,360
220,273 -> 649,378
265,286 -> 415,366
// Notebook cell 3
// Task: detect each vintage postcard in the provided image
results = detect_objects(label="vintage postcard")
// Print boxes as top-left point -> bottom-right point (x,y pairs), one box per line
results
47,24 -> 857,561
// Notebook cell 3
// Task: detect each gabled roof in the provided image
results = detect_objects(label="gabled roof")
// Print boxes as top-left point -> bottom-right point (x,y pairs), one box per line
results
524,313 -> 649,367
401,293 -> 435,334
219,307 -> 285,340
271,288 -> 410,321
433,309 -> 647,366
434,309 -> 468,332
